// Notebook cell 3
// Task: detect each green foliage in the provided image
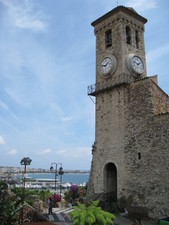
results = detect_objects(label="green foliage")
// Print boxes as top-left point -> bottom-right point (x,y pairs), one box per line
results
64,185 -> 87,203
0,181 -> 21,225
38,189 -> 52,202
12,187 -> 52,203
0,185 -> 52,225
69,200 -> 115,225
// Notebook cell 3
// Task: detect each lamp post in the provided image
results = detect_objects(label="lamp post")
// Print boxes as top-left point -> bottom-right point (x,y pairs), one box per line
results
50,162 -> 64,197
58,166 -> 64,198
20,157 -> 32,225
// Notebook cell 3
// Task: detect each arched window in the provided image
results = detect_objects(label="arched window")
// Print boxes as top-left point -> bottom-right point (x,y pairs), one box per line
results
126,26 -> 131,44
135,30 -> 139,49
105,29 -> 112,47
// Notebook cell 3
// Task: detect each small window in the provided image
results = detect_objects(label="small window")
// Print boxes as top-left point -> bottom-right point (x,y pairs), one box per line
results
105,29 -> 112,47
138,152 -> 141,160
135,30 -> 139,49
126,26 -> 131,44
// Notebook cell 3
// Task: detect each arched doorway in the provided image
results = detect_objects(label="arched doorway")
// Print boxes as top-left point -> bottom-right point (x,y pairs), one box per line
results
104,163 -> 117,200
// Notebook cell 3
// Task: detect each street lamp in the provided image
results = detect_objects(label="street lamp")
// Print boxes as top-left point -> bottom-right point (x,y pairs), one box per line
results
50,162 -> 64,197
58,166 -> 64,198
20,157 -> 32,225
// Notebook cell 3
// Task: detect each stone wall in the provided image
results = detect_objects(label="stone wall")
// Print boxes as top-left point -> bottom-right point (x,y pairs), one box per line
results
87,77 -> 169,219
124,77 -> 169,218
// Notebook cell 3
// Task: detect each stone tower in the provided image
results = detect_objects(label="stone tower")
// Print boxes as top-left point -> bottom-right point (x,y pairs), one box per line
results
87,6 -> 169,219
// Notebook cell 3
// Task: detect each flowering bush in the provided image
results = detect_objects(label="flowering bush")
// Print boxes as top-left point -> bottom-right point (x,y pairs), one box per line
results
64,185 -> 87,203
50,193 -> 61,206
70,184 -> 78,193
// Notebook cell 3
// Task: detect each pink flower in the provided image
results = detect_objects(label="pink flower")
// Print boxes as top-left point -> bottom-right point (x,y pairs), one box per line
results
70,184 -> 78,193
51,193 -> 61,203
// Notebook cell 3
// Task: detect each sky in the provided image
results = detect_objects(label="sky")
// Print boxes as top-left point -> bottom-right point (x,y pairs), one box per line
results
0,0 -> 169,170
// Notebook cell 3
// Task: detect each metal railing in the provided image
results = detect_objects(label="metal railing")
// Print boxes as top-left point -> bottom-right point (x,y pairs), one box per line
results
87,80 -> 115,96
87,73 -> 133,96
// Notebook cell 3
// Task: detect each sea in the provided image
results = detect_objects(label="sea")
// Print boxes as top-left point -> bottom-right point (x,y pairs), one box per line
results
15,172 -> 90,185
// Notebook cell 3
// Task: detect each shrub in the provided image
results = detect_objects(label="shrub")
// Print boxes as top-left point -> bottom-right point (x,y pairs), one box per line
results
69,200 -> 115,225
0,181 -> 21,225
50,193 -> 61,206
70,184 -> 78,193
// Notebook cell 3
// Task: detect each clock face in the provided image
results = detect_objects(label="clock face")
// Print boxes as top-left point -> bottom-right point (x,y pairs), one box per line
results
127,54 -> 144,75
99,57 -> 112,74
99,55 -> 117,78
131,56 -> 144,74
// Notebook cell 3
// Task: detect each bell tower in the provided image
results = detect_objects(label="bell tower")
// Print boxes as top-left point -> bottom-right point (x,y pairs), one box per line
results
88,6 -> 147,96
87,3 -> 169,218
87,5 -> 147,200
87,5 -> 169,220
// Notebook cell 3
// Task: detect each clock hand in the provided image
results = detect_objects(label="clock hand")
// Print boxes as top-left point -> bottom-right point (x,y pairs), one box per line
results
133,59 -> 140,65
102,62 -> 109,67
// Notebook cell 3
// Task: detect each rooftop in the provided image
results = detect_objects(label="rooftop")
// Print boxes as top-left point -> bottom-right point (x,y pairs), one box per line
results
91,5 -> 147,27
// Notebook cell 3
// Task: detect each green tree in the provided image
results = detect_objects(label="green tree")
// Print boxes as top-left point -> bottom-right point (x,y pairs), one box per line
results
39,189 -> 52,202
13,187 -> 52,204
0,181 -> 21,225
69,200 -> 115,225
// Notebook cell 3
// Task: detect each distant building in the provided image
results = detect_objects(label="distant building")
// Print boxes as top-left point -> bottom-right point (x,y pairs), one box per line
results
0,166 -> 20,173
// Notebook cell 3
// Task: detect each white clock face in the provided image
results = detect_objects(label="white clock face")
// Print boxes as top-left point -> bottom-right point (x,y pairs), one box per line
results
99,57 -> 112,75
127,54 -> 144,76
99,55 -> 117,78
131,56 -> 144,74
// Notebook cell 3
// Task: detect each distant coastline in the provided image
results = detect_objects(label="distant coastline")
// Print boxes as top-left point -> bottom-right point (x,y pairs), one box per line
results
9,170 -> 90,174
15,172 -> 89,186
0,166 -> 90,174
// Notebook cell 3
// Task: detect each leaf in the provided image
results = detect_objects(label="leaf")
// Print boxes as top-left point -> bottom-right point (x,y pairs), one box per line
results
86,210 -> 96,223
77,202 -> 86,210
105,217 -> 114,225
72,218 -> 79,225
85,216 -> 94,225
102,211 -> 115,220
90,200 -> 99,207
96,214 -> 107,225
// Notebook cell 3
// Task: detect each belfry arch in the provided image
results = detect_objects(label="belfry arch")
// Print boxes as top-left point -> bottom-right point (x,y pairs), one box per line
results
104,163 -> 117,200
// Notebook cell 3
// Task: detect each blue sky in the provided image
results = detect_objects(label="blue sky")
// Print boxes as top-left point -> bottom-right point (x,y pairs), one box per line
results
0,0 -> 169,170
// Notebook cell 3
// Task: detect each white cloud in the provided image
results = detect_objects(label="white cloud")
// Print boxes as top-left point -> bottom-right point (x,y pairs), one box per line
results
0,136 -> 5,144
8,149 -> 18,155
58,150 -> 67,154
0,0 -> 47,31
126,0 -> 157,11
37,148 -> 52,155
60,116 -> 73,122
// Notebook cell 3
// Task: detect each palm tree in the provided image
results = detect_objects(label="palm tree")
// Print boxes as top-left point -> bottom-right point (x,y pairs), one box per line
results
69,200 -> 115,225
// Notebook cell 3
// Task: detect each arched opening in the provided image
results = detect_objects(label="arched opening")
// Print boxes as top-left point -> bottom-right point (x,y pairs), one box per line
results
126,26 -> 131,44
104,163 -> 117,200
135,30 -> 139,49
105,29 -> 112,48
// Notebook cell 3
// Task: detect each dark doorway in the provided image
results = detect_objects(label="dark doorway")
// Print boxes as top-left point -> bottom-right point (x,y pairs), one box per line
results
104,163 -> 117,200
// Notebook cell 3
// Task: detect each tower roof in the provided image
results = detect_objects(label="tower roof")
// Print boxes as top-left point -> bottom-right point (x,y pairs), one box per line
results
91,5 -> 147,27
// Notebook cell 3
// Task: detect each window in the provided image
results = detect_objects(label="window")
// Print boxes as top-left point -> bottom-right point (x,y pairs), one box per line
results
126,26 -> 131,44
138,152 -> 141,160
135,30 -> 139,49
105,29 -> 112,47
